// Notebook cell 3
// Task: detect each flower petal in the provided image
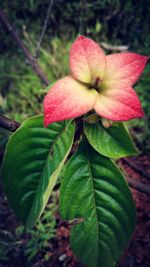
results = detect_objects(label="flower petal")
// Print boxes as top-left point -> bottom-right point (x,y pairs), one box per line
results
44,76 -> 98,126
103,52 -> 149,86
70,35 -> 106,83
94,86 -> 144,121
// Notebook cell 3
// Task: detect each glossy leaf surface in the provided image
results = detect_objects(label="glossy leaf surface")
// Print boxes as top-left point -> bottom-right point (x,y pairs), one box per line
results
84,121 -> 138,158
60,141 -> 136,267
2,116 -> 75,227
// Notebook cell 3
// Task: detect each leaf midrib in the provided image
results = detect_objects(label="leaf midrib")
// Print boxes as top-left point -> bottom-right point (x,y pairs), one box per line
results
86,146 -> 99,259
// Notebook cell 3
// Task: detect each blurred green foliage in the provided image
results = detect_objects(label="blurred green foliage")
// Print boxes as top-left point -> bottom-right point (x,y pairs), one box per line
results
1,0 -> 150,53
16,198 -> 57,262
130,64 -> 150,152
0,36 -> 71,122
0,193 -> 57,264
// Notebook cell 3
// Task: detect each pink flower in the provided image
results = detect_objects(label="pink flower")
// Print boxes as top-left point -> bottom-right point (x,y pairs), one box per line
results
44,35 -> 149,127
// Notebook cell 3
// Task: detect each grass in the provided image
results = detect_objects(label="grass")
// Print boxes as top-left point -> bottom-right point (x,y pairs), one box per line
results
0,36 -> 71,122
0,191 -> 58,264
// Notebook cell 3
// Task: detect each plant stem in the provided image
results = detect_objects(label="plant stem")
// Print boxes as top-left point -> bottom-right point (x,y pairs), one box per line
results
127,177 -> 150,195
0,115 -> 20,131
123,158 -> 150,180
34,0 -> 54,58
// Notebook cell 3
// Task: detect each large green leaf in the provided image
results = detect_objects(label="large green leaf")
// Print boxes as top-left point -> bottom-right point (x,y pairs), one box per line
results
60,140 -> 136,267
1,116 -> 75,227
84,121 -> 138,158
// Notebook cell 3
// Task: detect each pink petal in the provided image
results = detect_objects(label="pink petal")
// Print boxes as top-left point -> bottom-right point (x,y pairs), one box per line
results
104,52 -> 149,86
70,35 -> 106,83
94,86 -> 144,121
44,76 -> 98,126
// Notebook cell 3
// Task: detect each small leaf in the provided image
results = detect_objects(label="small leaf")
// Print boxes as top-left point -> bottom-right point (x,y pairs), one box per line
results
84,121 -> 138,158
60,140 -> 136,267
84,113 -> 100,124
1,116 -> 75,227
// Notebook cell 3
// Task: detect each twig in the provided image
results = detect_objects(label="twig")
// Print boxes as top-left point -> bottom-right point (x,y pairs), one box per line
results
0,9 -> 49,86
123,158 -> 150,180
127,177 -> 150,195
0,115 -> 20,131
35,0 -> 54,58
101,42 -> 129,51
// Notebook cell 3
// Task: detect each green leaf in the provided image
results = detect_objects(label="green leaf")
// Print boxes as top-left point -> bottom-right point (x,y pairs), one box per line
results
1,115 -> 75,227
60,140 -> 136,267
84,121 -> 138,158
